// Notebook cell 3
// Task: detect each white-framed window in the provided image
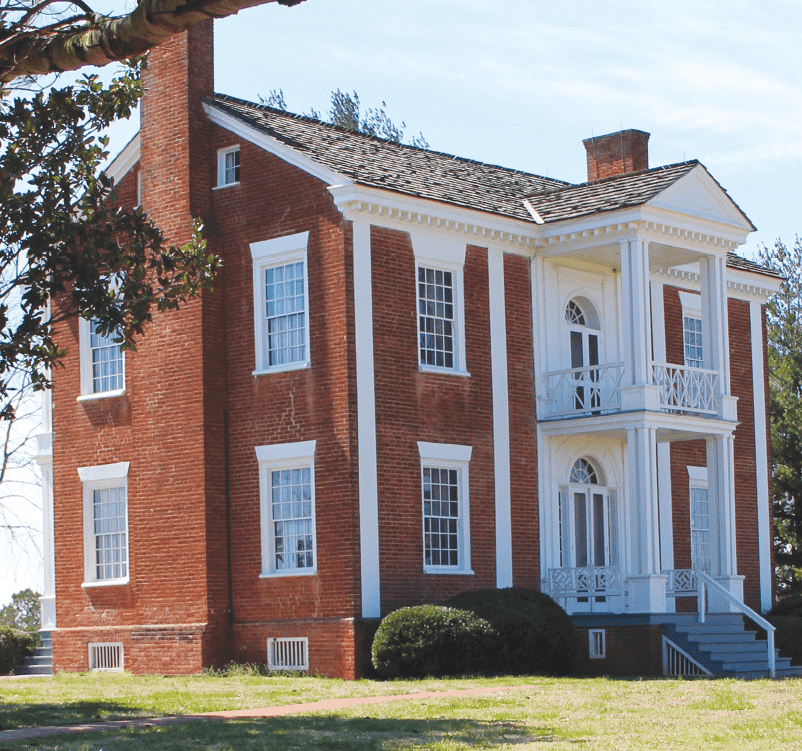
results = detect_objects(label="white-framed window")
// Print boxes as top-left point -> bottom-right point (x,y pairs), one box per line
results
687,466 -> 710,572
589,629 -> 606,659
217,145 -> 240,187
78,462 -> 130,587
77,318 -> 125,401
679,291 -> 703,369
256,440 -> 317,577
250,232 -> 311,375
412,233 -> 468,376
418,441 -> 473,574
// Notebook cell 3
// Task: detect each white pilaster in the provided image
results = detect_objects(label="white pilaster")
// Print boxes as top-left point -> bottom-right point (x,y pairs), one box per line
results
488,248 -> 512,588
750,301 -> 772,612
619,239 -> 652,387
700,254 -> 731,397
353,221 -> 381,618
35,389 -> 55,630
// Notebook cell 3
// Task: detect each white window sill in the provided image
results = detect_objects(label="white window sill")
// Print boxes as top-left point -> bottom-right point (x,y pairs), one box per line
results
423,567 -> 475,576
82,577 -> 129,589
259,568 -> 317,579
419,364 -> 470,378
253,362 -> 310,377
213,181 -> 240,190
77,388 -> 126,403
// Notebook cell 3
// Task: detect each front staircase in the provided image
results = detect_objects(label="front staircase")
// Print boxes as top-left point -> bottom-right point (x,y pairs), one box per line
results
13,631 -> 53,676
663,614 -> 801,679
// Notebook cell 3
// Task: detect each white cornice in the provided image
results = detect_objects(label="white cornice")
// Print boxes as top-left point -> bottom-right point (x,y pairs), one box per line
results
203,102 -> 348,187
328,183 -> 541,256
652,265 -> 781,303
106,133 -> 140,185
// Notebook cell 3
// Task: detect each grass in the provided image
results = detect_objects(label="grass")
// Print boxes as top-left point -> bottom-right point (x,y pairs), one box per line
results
2,673 -> 802,750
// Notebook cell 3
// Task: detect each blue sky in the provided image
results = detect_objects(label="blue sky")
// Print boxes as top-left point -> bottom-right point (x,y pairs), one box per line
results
2,0 -> 800,604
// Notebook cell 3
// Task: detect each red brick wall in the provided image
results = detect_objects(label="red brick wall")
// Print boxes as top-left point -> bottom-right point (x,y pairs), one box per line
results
573,624 -> 663,677
505,254 -> 539,587
371,232 -> 496,613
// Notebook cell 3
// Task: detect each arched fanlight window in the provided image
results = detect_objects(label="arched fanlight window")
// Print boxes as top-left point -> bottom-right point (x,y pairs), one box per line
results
570,458 -> 599,485
565,300 -> 586,326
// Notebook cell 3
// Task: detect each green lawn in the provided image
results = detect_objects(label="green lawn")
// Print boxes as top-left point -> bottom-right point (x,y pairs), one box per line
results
3,673 -> 802,750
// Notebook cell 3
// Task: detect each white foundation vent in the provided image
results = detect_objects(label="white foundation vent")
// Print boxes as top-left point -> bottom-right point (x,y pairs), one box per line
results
267,637 -> 309,671
88,642 -> 124,671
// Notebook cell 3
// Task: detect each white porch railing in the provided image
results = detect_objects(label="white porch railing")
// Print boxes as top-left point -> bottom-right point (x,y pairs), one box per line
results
651,362 -> 719,415
666,569 -> 776,678
541,363 -> 625,418
548,566 -> 623,612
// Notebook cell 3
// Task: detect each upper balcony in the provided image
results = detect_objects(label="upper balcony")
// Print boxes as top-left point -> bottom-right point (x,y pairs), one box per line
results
541,361 -> 721,420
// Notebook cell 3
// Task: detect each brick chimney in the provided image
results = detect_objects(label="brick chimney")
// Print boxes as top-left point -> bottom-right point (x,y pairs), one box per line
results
140,19 -> 214,243
582,129 -> 650,182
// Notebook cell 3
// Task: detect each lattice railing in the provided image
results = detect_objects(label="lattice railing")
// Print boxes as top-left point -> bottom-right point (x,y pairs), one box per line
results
542,363 -> 625,418
548,566 -> 623,605
664,568 -> 698,595
651,362 -> 719,415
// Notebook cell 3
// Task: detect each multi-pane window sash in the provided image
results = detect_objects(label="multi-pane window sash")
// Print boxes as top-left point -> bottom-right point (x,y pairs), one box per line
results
683,315 -> 703,369
90,321 -> 123,393
93,486 -> 127,581
224,148 -> 240,185
418,267 -> 454,369
422,466 -> 460,567
265,262 -> 306,367
271,467 -> 314,571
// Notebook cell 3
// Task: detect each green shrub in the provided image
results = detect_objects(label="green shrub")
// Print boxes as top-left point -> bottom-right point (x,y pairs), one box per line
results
769,592 -> 802,618
766,615 -> 802,666
0,626 -> 35,675
371,605 -> 495,678
445,588 -> 578,676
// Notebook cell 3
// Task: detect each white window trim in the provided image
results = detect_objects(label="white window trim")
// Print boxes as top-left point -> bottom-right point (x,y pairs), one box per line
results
250,232 -> 311,376
256,440 -> 317,578
77,317 -> 126,402
215,145 -> 240,188
417,441 -> 473,575
412,232 -> 469,377
79,461 -> 130,588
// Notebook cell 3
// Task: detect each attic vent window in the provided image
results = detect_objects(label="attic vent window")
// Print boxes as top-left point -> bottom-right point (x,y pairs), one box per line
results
217,146 -> 240,187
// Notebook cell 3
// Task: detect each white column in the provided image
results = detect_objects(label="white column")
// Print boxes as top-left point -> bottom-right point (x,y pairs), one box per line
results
35,389 -> 55,630
750,301 -> 772,612
626,425 -> 667,612
488,248 -> 513,588
650,281 -> 675,589
706,433 -> 743,609
353,221 -> 381,618
700,254 -> 736,420
619,240 -> 659,411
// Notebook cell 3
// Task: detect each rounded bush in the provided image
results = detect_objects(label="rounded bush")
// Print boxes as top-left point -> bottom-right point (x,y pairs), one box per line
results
769,592 -> 802,618
0,626 -> 35,675
371,605 -> 495,678
445,588 -> 578,676
766,615 -> 802,666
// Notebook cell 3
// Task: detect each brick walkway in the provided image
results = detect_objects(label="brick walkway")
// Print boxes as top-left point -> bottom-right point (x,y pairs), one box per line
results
0,684 -> 526,743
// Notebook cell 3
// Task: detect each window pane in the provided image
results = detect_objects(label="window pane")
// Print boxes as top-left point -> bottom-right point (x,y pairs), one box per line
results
93,485 -> 127,580
417,266 -> 455,369
270,467 -> 314,570
422,465 -> 460,567
90,320 -> 123,393
265,262 -> 307,368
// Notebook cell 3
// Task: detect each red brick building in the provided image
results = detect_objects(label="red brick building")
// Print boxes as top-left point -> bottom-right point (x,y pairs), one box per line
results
35,21 -> 789,678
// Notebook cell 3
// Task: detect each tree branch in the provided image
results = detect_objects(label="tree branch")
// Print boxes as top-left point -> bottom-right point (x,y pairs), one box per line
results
0,0 -> 305,85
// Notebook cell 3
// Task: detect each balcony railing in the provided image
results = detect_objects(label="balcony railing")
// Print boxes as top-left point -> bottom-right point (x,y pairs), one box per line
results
651,362 -> 719,415
541,362 -> 625,419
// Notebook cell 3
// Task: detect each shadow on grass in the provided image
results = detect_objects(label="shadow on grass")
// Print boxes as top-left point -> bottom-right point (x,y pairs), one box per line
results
0,700 -> 147,731
10,715 -> 561,750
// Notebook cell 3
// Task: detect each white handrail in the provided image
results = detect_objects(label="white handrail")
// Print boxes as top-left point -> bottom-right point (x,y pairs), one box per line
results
696,570 -> 775,678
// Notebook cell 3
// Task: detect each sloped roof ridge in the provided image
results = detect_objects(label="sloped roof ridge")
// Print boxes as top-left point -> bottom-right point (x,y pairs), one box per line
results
525,160 -> 700,198
211,92 -> 571,188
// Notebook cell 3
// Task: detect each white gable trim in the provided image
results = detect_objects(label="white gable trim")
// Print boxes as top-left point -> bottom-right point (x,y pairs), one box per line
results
203,102 -> 348,187
649,165 -> 753,233
106,133 -> 140,186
